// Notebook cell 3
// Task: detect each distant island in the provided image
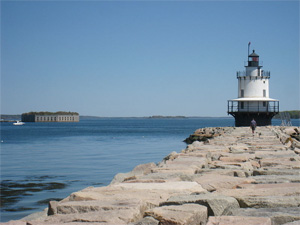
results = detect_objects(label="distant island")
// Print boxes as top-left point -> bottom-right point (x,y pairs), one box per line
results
274,110 -> 300,119
21,111 -> 80,122
148,115 -> 186,119
22,111 -> 79,116
1,111 -> 299,122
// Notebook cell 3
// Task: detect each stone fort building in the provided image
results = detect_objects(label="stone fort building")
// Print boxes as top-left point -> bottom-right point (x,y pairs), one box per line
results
21,111 -> 79,122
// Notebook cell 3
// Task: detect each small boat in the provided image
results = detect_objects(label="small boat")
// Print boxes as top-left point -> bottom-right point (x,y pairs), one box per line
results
13,121 -> 25,126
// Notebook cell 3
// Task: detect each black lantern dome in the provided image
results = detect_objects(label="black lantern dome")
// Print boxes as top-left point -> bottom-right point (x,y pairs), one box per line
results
248,50 -> 260,67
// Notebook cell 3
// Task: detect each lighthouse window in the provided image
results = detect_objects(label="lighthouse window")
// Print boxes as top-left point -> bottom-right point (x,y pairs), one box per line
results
263,89 -> 266,97
263,101 -> 266,107
241,89 -> 244,97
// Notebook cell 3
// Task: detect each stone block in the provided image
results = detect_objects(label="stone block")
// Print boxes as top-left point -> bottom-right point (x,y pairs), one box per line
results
144,204 -> 207,225
111,162 -> 157,184
207,216 -> 272,225
193,174 -> 255,192
236,196 -> 300,208
283,221 -> 300,225
48,201 -> 58,215
231,207 -> 300,225
131,216 -> 159,225
161,193 -> 240,216
252,175 -> 300,184
0,221 -> 26,225
45,199 -> 147,224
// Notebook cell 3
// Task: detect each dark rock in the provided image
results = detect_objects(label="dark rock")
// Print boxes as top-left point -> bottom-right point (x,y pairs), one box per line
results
47,200 -> 58,215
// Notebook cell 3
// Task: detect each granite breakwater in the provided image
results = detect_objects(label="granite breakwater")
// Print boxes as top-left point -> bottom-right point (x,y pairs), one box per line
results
2,126 -> 300,225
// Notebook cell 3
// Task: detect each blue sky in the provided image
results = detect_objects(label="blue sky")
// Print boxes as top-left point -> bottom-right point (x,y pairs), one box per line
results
1,1 -> 299,117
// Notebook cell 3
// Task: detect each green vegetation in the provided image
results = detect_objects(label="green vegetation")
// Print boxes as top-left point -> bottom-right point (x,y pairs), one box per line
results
274,110 -> 300,119
22,111 -> 79,116
148,115 -> 186,119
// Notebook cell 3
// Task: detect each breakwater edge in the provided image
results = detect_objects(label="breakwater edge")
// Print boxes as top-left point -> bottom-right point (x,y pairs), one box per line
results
0,117 -> 236,222
3,124 -> 300,225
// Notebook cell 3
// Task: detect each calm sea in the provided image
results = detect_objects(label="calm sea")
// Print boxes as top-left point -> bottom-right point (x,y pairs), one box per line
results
0,117 -> 297,222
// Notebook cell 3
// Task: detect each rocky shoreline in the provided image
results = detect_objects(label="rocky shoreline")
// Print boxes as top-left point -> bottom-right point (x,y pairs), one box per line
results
2,126 -> 300,225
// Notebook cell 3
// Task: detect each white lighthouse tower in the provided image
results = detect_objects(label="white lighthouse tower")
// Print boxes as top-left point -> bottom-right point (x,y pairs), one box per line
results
228,44 -> 279,126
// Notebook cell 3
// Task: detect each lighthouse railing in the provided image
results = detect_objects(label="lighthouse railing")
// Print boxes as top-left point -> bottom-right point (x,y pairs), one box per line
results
261,70 -> 270,78
237,70 -> 270,78
237,71 -> 246,78
227,100 -> 279,113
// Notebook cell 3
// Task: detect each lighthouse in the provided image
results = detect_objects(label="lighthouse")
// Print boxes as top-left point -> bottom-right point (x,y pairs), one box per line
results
227,44 -> 279,127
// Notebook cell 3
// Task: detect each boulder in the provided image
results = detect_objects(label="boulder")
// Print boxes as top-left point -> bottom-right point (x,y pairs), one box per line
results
68,181 -> 207,208
219,153 -> 254,162
228,144 -> 249,153
30,212 -> 128,224
22,209 -> 48,221
131,216 -> 159,225
285,128 -> 298,136
192,174 -> 255,192
111,162 -> 157,184
161,193 -> 240,216
253,168 -> 300,176
217,183 -> 300,197
252,175 -> 300,184
236,196 -> 300,208
283,221 -> 300,225
259,158 -> 300,169
48,201 -> 58,215
207,216 -> 272,225
0,221 -> 26,225
144,204 -> 207,225
184,141 -> 204,152
231,207 -> 300,225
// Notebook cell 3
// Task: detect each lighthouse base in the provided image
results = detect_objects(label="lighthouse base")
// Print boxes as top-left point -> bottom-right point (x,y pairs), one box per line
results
229,112 -> 278,127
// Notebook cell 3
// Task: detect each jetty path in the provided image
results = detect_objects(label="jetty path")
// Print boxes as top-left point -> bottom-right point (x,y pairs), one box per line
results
3,126 -> 300,225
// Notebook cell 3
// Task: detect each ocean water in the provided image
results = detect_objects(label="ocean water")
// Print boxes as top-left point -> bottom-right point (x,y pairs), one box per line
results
0,117 -> 297,222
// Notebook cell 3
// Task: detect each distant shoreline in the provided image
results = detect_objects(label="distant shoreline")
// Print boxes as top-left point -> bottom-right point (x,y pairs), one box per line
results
1,114 -> 233,120
2,113 -> 299,121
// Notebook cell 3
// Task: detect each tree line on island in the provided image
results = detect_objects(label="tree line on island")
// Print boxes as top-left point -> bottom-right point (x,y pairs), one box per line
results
22,111 -> 79,116
274,110 -> 300,119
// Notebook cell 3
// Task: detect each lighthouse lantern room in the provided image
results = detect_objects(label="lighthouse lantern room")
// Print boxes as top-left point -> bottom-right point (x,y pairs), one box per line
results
228,43 -> 279,127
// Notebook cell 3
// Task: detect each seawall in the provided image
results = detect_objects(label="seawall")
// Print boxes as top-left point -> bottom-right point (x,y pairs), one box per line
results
3,126 -> 300,225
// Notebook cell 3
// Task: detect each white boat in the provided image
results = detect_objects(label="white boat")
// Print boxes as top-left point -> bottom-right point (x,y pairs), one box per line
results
13,121 -> 25,126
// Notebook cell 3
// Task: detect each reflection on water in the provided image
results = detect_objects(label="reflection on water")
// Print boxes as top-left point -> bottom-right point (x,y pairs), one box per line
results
1,175 -> 67,211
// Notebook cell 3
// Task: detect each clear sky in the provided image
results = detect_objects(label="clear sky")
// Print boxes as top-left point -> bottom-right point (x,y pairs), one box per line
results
1,1 -> 299,117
